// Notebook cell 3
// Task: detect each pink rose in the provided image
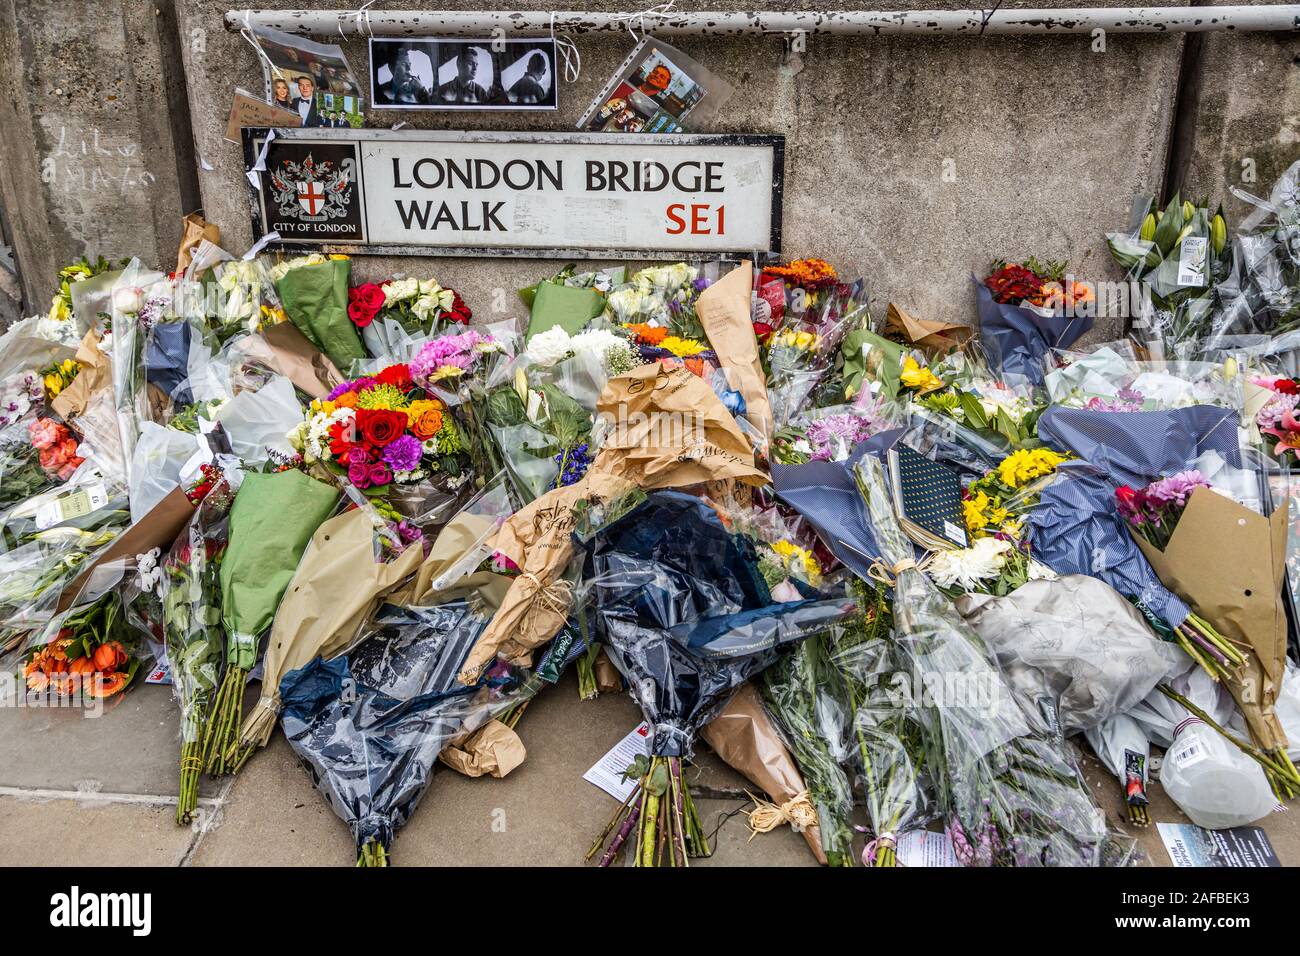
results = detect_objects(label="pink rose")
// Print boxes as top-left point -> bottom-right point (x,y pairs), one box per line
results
367,462 -> 392,487
347,460 -> 372,488
28,418 -> 61,450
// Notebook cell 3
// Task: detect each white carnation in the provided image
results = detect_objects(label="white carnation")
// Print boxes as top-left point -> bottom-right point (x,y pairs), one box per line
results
525,326 -> 574,367
927,537 -> 1013,591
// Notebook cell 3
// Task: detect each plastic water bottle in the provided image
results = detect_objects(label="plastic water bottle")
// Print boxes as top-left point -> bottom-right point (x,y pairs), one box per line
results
1160,717 -> 1275,830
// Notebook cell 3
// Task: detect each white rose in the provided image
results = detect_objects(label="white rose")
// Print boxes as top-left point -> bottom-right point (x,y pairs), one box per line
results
112,286 -> 145,314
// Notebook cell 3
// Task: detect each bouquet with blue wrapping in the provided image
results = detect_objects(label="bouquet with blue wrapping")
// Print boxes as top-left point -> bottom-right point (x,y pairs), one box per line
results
579,490 -> 855,867
1030,405 -> 1246,681
280,596 -> 528,866
976,260 -> 1095,386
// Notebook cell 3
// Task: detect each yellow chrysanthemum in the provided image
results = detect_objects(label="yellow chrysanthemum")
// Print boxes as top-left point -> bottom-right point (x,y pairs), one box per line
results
660,335 -> 707,358
900,355 -> 943,393
963,491 -> 991,533
771,539 -> 823,586
996,449 -> 1068,489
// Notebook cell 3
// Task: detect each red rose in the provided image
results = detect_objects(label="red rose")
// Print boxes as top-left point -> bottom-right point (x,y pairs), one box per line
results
449,291 -> 472,325
358,283 -> 385,312
376,364 -> 412,390
1276,379 -> 1300,396
348,287 -> 362,304
356,408 -> 408,447
348,301 -> 376,328
752,321 -> 774,342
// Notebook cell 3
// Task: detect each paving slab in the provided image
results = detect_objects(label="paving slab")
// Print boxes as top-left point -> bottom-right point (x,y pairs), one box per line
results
0,794 -> 196,867
0,682 -> 221,798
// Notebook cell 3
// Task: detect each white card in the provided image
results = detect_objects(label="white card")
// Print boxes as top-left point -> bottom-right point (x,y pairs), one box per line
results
583,722 -> 650,802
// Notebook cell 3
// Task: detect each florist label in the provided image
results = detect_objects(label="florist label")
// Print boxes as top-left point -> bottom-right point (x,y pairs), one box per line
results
244,128 -> 783,258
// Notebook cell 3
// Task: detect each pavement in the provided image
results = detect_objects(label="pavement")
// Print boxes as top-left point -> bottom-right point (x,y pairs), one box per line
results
0,669 -> 1296,867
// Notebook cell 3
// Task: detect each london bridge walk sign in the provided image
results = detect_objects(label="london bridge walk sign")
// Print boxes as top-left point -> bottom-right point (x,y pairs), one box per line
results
243,128 -> 783,259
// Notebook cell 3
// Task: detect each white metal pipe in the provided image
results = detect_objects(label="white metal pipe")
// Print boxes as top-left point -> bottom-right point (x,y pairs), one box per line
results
225,6 -> 1300,37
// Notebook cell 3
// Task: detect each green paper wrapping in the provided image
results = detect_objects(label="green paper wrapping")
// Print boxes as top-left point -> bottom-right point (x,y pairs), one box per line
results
219,470 -> 340,669
275,260 -> 367,371
526,281 -> 605,340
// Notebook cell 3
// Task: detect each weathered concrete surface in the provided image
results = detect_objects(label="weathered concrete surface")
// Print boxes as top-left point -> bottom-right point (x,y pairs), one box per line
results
174,0 -> 1193,343
1174,0 -> 1300,222
0,795 -> 198,867
0,0 -> 199,312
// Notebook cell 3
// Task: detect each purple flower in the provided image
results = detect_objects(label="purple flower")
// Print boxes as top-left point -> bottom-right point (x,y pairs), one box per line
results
805,410 -> 885,462
397,520 -> 423,545
326,381 -> 357,402
409,330 -> 494,385
381,433 -> 423,472
1144,470 -> 1210,507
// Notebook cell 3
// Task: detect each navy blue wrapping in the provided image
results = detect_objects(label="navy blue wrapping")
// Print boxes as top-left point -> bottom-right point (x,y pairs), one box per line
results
974,277 -> 1094,386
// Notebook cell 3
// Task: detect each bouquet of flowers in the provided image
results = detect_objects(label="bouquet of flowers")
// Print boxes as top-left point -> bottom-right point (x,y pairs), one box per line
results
207,258 -> 286,342
291,361 -> 471,518
21,591 -> 141,702
270,253 -> 365,372
280,593 -> 529,866
349,276 -> 471,335
409,326 -> 509,487
603,262 -> 701,327
46,255 -> 122,325
927,536 -> 1056,597
962,447 -> 1070,541
580,491 -> 854,866
771,397 -> 896,466
857,456 -> 1111,867
758,259 -> 869,426
161,471 -> 236,823
976,257 -> 1095,385
1253,373 -> 1300,464
1105,194 -> 1231,359
0,417 -> 86,510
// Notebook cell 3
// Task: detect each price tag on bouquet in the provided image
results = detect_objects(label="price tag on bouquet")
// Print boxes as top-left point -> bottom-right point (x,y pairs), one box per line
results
35,482 -> 109,530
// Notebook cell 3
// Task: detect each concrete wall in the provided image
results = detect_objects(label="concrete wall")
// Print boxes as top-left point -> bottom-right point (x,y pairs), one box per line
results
1173,0 -> 1300,222
0,0 -> 201,315
8,1 -> 1292,342
171,0 -> 1209,341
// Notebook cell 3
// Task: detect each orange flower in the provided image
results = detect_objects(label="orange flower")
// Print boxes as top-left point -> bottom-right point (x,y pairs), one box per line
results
406,399 -> 444,440
334,391 -> 359,409
764,258 -> 836,288
623,323 -> 666,346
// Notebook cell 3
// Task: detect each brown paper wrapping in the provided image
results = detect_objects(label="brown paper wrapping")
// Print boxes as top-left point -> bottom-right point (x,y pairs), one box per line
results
440,719 -> 527,778
1133,488 -> 1290,750
592,363 -> 767,490
252,507 -> 425,717
885,302 -> 971,353
594,647 -> 622,693
258,322 -> 344,400
696,261 -> 774,445
457,471 -> 637,684
701,682 -> 827,864
177,213 -> 220,274
59,486 -> 196,611
50,330 -> 110,421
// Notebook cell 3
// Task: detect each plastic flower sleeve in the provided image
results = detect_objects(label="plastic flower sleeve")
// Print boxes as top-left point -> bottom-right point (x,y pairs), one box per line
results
578,490 -> 855,866
856,455 -> 1111,867
973,276 -> 1093,387
280,596 -> 529,865
160,472 -> 238,822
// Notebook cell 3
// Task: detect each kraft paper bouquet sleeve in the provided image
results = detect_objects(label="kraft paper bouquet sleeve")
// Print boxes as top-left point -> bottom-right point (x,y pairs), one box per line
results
50,329 -> 110,421
256,321 -> 344,400
592,363 -> 768,489
696,261 -> 774,445
457,470 -> 639,684
273,258 -> 366,371
701,681 -> 827,864
1132,488 -> 1291,752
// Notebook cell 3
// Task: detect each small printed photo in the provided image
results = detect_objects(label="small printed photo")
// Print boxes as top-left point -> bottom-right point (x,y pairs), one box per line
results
315,92 -> 365,129
631,46 -> 703,117
370,37 -> 558,111
252,25 -> 363,128
584,81 -> 657,133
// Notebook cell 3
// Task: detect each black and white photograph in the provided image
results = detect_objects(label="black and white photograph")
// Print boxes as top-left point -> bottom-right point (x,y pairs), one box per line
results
369,37 -> 558,111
